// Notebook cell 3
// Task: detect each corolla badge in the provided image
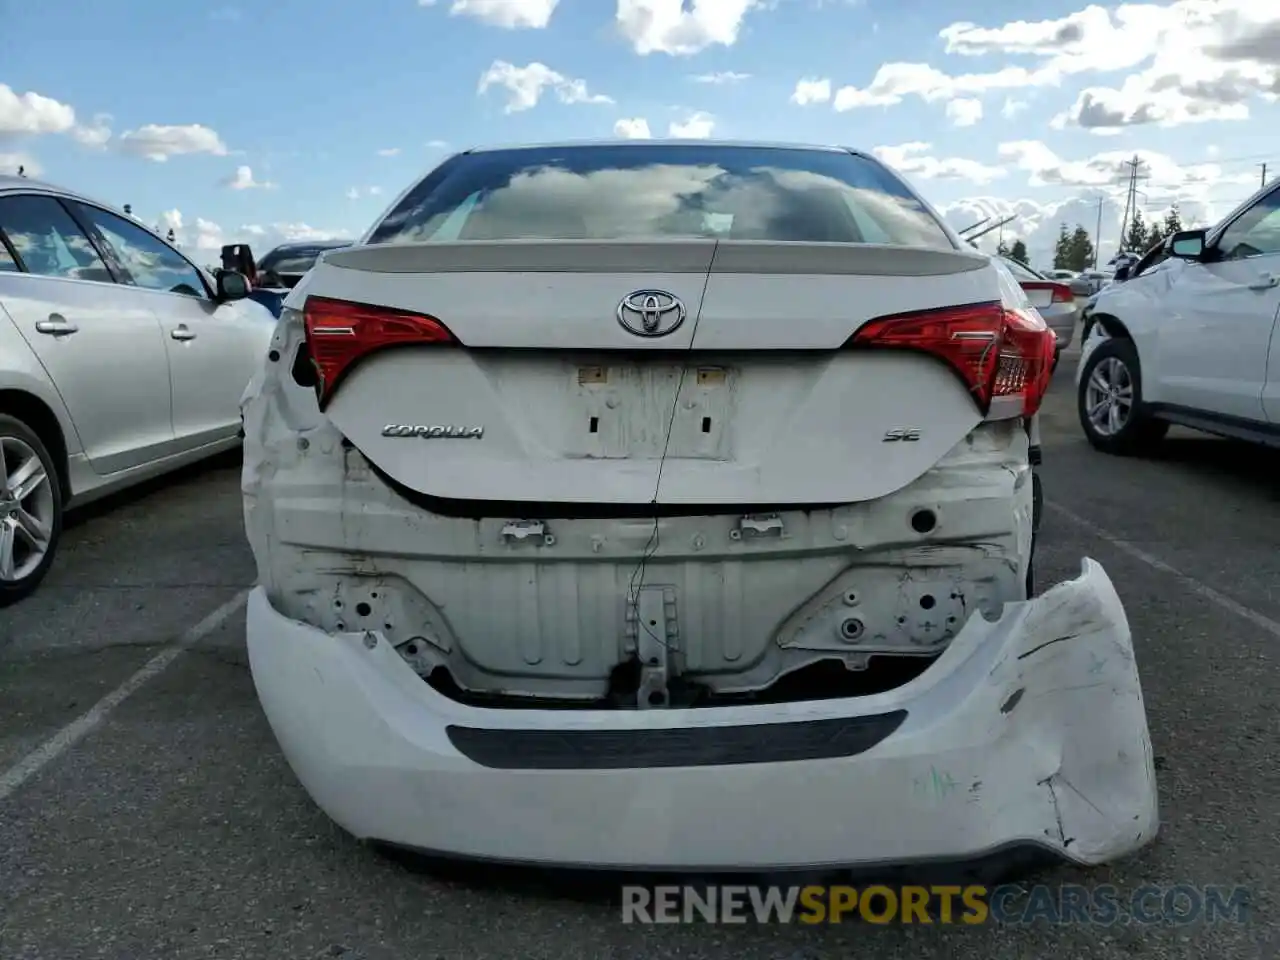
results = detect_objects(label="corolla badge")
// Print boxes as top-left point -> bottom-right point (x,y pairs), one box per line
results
616,289 -> 687,338
382,425 -> 484,439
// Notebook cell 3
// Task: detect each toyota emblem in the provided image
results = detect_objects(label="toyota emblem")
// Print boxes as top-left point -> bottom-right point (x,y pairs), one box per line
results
616,290 -> 687,338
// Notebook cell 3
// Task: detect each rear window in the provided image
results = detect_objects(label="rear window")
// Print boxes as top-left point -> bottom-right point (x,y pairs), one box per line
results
1002,258 -> 1043,283
259,245 -> 346,276
367,144 -> 955,250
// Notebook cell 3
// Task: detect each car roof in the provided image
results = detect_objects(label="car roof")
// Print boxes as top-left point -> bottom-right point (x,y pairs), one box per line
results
0,174 -> 84,198
264,239 -> 350,253
461,139 -> 855,156
0,175 -> 195,258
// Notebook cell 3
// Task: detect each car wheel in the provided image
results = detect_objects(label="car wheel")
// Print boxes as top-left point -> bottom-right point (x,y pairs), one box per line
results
0,414 -> 64,606
1077,338 -> 1168,455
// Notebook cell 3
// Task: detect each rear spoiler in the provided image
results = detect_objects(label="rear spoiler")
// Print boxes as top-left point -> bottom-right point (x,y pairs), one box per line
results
323,240 -> 990,277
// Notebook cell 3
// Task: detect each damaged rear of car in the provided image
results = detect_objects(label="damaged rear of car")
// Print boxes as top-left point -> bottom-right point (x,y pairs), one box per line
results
241,141 -> 1158,872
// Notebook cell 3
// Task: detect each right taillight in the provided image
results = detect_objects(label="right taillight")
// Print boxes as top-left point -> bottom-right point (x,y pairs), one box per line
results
845,301 -> 1056,418
1049,283 -> 1075,304
302,296 -> 457,407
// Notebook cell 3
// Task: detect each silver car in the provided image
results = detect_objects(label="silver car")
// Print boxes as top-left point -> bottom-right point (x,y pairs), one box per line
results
1001,256 -> 1081,358
0,176 -> 275,604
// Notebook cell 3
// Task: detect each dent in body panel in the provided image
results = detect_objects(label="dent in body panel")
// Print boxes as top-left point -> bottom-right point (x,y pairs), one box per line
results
243,557 -> 1158,868
980,568 -> 1157,858
242,316 -> 1035,701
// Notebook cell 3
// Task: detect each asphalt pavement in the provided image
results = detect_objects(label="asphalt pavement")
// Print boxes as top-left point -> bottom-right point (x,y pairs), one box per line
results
1,361 -> 1278,960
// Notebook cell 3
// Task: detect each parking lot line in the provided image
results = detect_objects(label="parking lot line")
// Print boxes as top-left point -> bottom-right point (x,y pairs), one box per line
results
0,589 -> 251,803
1048,500 -> 1280,640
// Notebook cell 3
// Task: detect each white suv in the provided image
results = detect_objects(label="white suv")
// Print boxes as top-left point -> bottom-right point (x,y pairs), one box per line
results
242,141 -> 1157,873
1078,180 -> 1280,453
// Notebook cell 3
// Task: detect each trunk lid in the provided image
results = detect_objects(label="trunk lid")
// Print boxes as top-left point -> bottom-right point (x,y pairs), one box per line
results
1020,284 -> 1054,309
310,240 -> 998,507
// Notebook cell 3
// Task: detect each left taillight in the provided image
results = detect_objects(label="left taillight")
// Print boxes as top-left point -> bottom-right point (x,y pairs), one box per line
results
846,301 -> 1056,418
302,296 -> 456,407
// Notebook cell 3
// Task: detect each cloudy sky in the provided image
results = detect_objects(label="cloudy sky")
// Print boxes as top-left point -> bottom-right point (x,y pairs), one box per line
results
3,0 -> 1278,268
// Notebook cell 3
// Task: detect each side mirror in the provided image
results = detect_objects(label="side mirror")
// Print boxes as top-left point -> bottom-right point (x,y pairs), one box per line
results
215,269 -> 251,302
1114,264 -> 1131,282
1169,229 -> 1208,260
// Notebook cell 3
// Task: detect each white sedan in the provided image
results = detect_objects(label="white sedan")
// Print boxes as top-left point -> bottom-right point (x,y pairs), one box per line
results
242,140 -> 1157,875
1077,179 -> 1280,453
0,175 -> 275,604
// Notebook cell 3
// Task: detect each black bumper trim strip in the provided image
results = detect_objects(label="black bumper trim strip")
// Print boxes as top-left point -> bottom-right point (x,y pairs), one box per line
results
445,710 -> 908,770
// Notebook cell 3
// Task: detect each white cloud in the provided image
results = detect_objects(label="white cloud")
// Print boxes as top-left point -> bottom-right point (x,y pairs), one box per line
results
0,84 -> 75,136
0,153 -> 41,177
71,113 -> 112,148
833,62 -> 1047,110
346,186 -> 384,200
1053,76 -> 1251,132
157,209 -> 228,253
946,97 -> 983,126
692,70 -> 751,84
668,111 -> 716,138
872,142 -> 1006,184
478,60 -> 614,113
617,0 -> 758,56
614,117 -> 653,138
158,208 -> 184,233
223,165 -> 274,190
942,191 -> 1222,273
158,209 -> 354,260
942,195 -> 1112,271
426,139 -> 450,149
825,1 -> 1280,131
996,139 -> 1256,196
436,0 -> 559,28
1001,98 -> 1029,119
377,147 -> 401,157
946,2 -> 1280,131
790,77 -> 832,105
116,124 -> 228,161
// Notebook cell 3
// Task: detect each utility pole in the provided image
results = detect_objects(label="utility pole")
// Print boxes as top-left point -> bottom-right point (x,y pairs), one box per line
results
1261,163 -> 1269,189
1118,156 -> 1144,254
1094,196 -> 1104,270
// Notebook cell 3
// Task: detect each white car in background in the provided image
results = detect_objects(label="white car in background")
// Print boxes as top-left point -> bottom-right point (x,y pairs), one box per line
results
242,140 -> 1156,875
1045,268 -> 1093,298
0,176 -> 273,604
1076,269 -> 1114,296
1078,178 -> 1280,453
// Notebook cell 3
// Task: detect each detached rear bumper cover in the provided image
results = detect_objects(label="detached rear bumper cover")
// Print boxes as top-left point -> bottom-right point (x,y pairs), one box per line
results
246,558 -> 1158,870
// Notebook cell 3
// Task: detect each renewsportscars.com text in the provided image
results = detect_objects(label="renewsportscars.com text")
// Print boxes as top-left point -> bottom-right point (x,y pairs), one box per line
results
621,884 -> 1250,926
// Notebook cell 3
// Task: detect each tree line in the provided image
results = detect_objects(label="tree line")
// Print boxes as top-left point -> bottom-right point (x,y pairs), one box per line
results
993,203 -> 1186,273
